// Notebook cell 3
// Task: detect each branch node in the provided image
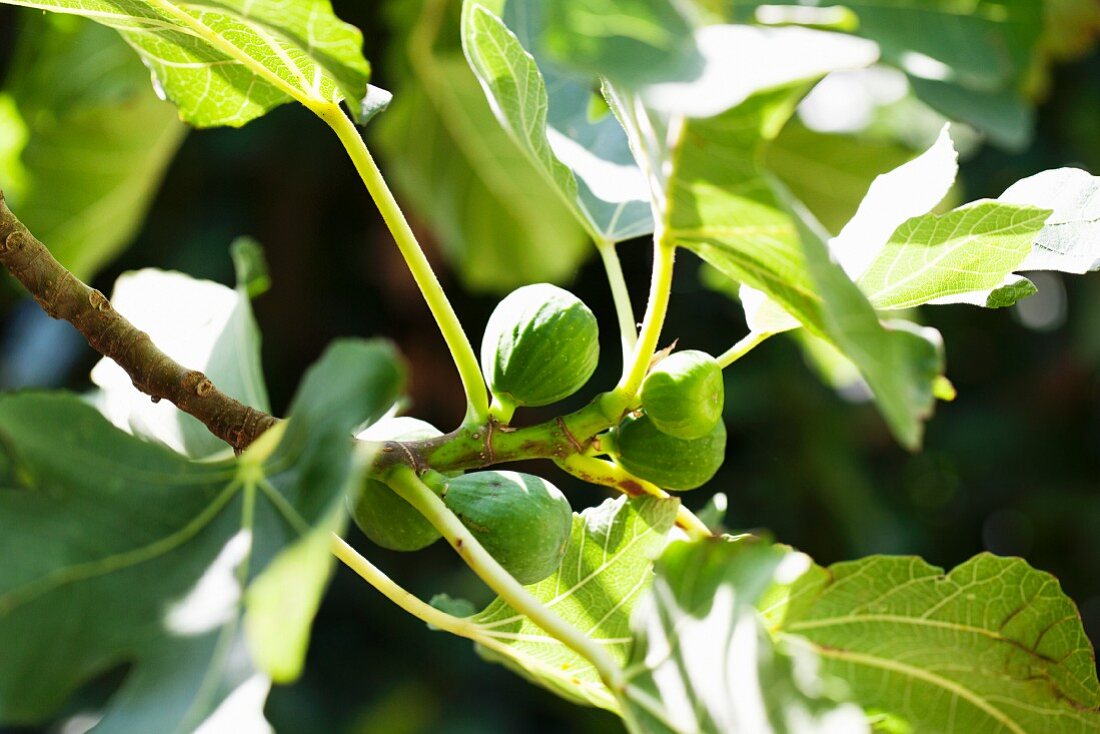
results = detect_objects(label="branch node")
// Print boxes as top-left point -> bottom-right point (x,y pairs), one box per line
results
88,289 -> 110,312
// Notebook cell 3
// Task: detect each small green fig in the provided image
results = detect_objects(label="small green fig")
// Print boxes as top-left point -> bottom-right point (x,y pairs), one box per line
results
480,283 -> 599,410
612,413 -> 726,491
641,350 -> 724,439
349,417 -> 442,552
442,470 -> 572,584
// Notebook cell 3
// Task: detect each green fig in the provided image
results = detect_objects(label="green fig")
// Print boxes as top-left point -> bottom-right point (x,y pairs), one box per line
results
481,283 -> 599,410
612,413 -> 726,491
442,470 -> 572,584
349,417 -> 442,552
641,350 -> 724,439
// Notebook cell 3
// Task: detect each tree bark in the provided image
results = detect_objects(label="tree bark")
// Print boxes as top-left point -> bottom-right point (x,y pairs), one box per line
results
0,190 -> 277,452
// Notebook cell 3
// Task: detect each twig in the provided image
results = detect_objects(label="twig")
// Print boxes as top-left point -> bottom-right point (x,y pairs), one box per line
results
0,190 -> 277,452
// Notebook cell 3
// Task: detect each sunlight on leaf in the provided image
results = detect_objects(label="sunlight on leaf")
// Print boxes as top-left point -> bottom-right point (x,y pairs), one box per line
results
768,554 -> 1100,733
621,538 -> 868,734
1001,168 -> 1100,274
0,0 -> 371,127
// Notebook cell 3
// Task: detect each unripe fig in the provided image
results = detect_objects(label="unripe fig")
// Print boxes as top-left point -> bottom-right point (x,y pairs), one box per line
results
641,350 -> 724,439
612,413 -> 726,491
481,283 -> 599,409
442,470 -> 572,584
349,417 -> 442,552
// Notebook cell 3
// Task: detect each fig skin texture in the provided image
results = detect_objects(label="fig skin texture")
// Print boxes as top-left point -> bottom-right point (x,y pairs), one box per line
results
349,417 -> 443,552
641,350 -> 724,439
480,283 -> 599,409
442,470 -> 573,584
612,413 -> 727,491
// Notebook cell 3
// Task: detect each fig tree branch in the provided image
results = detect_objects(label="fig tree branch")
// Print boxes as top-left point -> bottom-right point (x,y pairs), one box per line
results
0,190 -> 278,453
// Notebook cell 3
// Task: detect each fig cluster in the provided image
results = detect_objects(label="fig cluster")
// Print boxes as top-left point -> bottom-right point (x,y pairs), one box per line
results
350,415 -> 572,583
610,350 -> 727,491
349,289 -> 728,589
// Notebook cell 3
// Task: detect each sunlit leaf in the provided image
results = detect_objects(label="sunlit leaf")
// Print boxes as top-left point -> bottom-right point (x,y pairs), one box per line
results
768,554 -> 1100,733
857,202 -> 1051,310
1000,168 -> 1100,274
748,127 -> 1051,327
0,0 -> 371,127
621,538 -> 868,734
462,0 -> 653,243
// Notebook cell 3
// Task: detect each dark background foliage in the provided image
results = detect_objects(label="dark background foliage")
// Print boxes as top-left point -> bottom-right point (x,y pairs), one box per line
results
0,3 -> 1097,732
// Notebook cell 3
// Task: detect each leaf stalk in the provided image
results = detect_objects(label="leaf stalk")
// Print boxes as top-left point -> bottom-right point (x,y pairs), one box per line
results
322,106 -> 490,426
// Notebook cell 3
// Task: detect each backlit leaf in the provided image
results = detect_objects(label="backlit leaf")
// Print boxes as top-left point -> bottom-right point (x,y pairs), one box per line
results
0,0 -> 371,127
621,538 -> 868,734
768,554 -> 1100,733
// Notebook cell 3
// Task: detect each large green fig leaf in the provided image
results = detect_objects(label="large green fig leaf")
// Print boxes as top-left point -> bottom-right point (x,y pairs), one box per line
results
621,538 -> 868,734
442,495 -> 677,712
373,0 -> 589,293
767,554 -> 1100,733
0,340 -> 404,731
0,13 -> 185,279
0,0 -> 371,127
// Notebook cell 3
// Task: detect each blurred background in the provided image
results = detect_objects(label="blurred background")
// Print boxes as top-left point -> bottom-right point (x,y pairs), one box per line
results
0,2 -> 1098,732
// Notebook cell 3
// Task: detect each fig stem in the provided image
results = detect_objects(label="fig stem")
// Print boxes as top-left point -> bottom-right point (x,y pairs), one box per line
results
595,239 -> 638,365
330,534 -> 531,654
555,454 -> 713,540
325,107 -> 490,427
331,535 -> 476,634
332,532 -> 621,698
385,465 -> 626,692
717,330 -> 773,368
605,235 -> 676,414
